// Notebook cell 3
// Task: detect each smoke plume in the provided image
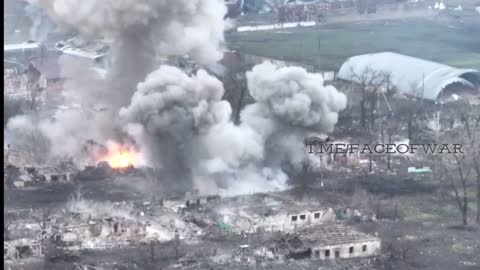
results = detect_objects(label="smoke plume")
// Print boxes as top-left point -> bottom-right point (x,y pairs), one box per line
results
24,3 -> 57,43
8,1 -> 347,196
11,0 -> 229,167
119,62 -> 346,194
28,0 -> 229,108
119,65 -> 232,190
241,62 -> 347,169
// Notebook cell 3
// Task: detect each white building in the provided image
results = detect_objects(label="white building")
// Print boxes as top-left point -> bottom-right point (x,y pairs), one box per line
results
308,223 -> 381,260
337,52 -> 480,103
266,222 -> 381,261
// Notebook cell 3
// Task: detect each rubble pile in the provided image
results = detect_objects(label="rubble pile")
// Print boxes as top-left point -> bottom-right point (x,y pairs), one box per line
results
4,191 -> 382,268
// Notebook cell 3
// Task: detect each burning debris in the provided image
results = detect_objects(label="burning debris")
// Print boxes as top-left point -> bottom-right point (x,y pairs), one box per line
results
14,1 -> 478,269
4,0 -> 351,197
7,0 -> 229,172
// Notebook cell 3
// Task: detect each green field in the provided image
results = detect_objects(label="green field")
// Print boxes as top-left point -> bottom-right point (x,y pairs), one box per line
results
227,19 -> 480,70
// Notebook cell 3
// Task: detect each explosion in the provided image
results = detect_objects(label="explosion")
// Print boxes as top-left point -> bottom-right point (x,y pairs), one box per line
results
97,141 -> 143,169
10,0 -> 348,195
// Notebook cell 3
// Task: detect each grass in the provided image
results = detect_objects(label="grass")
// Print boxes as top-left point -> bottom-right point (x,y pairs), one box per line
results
227,19 -> 480,70
404,206 -> 440,222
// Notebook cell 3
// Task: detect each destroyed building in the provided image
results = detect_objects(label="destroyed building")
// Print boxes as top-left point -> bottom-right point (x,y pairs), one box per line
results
265,223 -> 381,261
209,193 -> 338,234
4,157 -> 79,188
22,54 -> 64,100
253,206 -> 337,233
55,36 -> 111,69
4,238 -> 43,260
305,135 -> 361,171
51,217 -> 148,247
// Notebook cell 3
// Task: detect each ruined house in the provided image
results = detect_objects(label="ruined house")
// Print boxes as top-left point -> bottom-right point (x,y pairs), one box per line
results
51,216 -> 148,248
4,238 -> 43,260
305,135 -> 360,171
285,208 -> 336,229
4,145 -> 33,166
218,201 -> 336,234
185,195 -> 221,210
306,223 -> 381,260
37,166 -> 77,182
55,36 -> 111,69
266,223 -> 381,261
22,54 -> 64,102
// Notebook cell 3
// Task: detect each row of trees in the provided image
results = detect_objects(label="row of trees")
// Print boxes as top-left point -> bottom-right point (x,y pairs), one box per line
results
222,63 -> 480,227
340,65 -> 480,226
436,110 -> 480,225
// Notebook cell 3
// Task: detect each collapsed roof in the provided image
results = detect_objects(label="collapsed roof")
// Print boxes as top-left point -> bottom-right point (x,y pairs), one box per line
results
269,222 -> 380,253
337,52 -> 480,102
55,36 -> 110,60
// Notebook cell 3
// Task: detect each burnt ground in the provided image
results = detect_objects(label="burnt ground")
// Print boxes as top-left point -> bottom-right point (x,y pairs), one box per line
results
5,166 -> 480,270
4,176 -> 175,210
6,15 -> 480,269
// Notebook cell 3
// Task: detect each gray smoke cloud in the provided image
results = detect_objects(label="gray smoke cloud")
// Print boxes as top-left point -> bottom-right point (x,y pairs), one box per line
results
24,3 -> 57,43
29,0 -> 229,108
6,55 -> 118,166
5,115 -> 51,165
7,1 -> 346,196
118,61 -> 346,195
244,62 -> 347,133
119,66 -> 232,190
241,62 -> 347,170
9,0 -> 229,167
29,0 -> 227,63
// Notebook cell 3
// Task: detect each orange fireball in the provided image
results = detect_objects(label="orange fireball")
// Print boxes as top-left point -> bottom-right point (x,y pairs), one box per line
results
107,151 -> 135,169
97,141 -> 143,169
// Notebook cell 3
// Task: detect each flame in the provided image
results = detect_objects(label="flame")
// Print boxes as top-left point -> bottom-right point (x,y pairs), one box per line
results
108,151 -> 135,169
97,141 -> 142,169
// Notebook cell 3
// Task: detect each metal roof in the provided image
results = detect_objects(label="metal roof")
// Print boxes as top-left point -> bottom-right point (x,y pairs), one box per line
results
4,42 -> 40,51
337,52 -> 480,101
55,36 -> 110,60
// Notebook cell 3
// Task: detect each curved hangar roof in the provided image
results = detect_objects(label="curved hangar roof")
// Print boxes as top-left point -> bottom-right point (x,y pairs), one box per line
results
337,52 -> 480,101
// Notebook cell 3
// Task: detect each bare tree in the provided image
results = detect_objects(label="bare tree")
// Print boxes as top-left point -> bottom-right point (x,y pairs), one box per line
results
439,153 -> 472,226
222,63 -> 253,125
459,111 -> 480,223
349,66 -> 389,130
22,70 -> 44,111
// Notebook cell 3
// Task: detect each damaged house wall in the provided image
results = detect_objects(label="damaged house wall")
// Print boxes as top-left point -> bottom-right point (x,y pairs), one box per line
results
265,223 -> 381,261
4,239 -> 43,260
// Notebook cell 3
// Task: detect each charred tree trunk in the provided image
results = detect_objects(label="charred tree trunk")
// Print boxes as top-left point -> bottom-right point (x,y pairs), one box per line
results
150,240 -> 155,263
477,179 -> 480,224
452,155 -> 469,226
234,75 -> 247,125
369,91 -> 377,131
408,113 -> 413,142
360,98 -> 367,129
376,200 -> 381,219
387,132 -> 392,171
369,132 -> 374,172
